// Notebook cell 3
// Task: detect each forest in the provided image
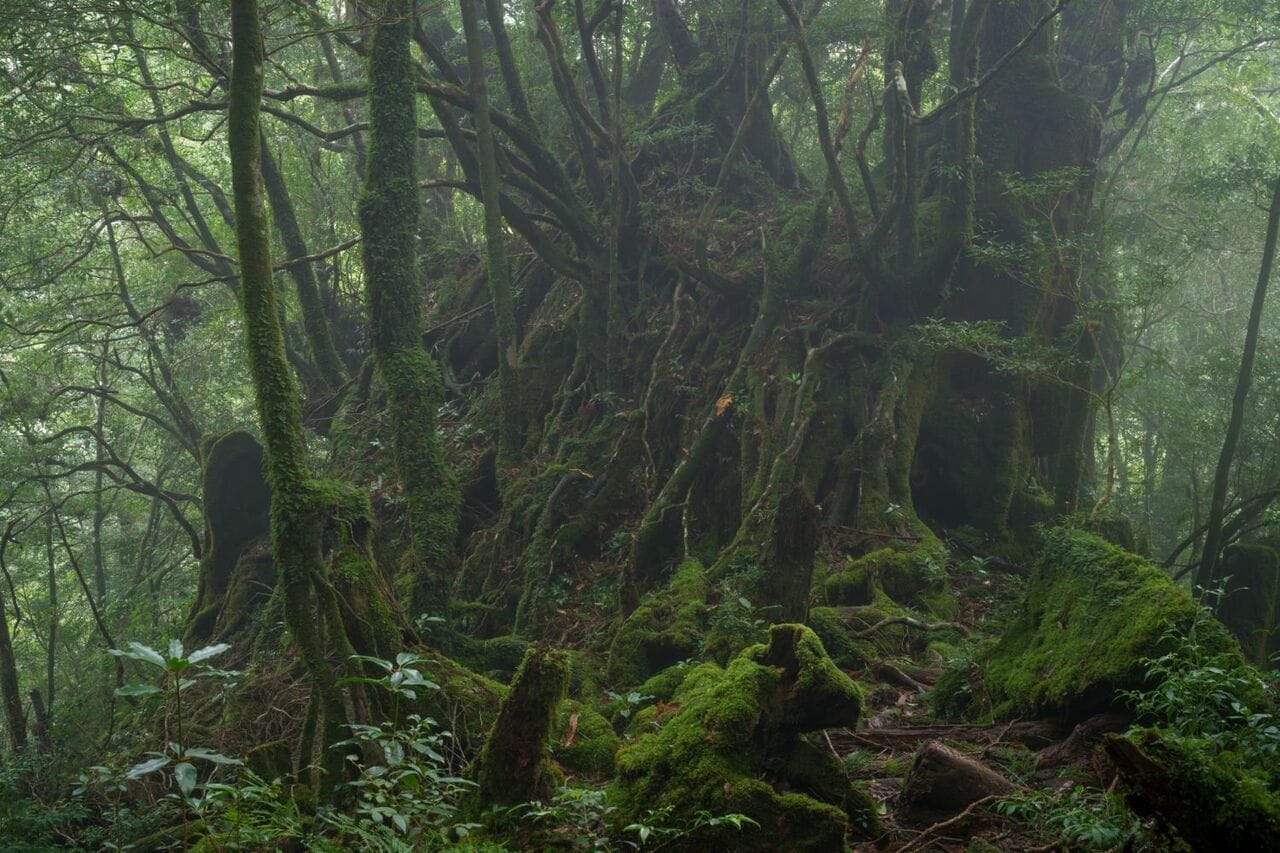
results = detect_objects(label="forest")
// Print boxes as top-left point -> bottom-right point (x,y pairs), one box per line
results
0,0 -> 1278,849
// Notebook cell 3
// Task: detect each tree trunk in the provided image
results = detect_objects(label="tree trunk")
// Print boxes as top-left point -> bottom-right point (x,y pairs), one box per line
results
228,0 -> 346,784
1196,176 -> 1280,590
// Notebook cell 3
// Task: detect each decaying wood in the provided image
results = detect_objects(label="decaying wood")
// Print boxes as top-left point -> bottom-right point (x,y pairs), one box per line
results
830,720 -> 1064,753
897,740 -> 1015,824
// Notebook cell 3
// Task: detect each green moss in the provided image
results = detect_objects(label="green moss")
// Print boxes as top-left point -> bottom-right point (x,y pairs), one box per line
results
551,700 -> 621,778
823,538 -> 953,617
983,529 -> 1241,719
607,559 -> 708,685
637,662 -> 696,702
1107,730 -> 1280,850
610,625 -> 863,850
449,634 -> 530,677
472,647 -> 571,810
805,606 -> 869,670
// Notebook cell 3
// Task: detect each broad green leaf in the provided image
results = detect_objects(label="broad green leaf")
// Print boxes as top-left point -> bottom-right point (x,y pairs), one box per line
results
184,747 -> 243,766
187,643 -> 231,664
168,639 -> 184,661
174,762 -> 196,796
115,683 -> 162,697
111,642 -> 166,668
127,756 -> 171,779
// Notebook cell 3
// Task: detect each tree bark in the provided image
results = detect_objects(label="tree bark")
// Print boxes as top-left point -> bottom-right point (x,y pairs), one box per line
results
361,0 -> 460,614
228,0 -> 346,784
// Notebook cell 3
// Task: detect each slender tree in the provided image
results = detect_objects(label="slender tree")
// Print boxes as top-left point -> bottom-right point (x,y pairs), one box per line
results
361,0 -> 459,614
227,0 -> 346,778
1196,176 -> 1280,590
460,0 -> 521,469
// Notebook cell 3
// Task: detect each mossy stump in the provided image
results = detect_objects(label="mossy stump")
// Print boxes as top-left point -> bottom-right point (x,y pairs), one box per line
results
472,646 -> 571,811
185,431 -> 271,645
611,624 -> 873,850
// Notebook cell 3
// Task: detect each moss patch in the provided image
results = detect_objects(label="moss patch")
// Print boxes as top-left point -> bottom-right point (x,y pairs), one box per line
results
983,528 -> 1240,719
610,625 -> 868,850
607,559 -> 707,685
551,700 -> 621,778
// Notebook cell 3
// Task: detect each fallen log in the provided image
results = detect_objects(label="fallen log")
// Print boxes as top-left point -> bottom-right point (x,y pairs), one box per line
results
829,720 -> 1064,753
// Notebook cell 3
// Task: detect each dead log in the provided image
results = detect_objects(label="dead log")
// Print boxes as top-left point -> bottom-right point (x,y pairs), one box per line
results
1037,711 -> 1130,768
830,720 -> 1064,752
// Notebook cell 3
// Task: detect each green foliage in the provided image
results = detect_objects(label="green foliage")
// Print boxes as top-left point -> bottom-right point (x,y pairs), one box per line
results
1123,597 -> 1280,765
109,639 -> 243,803
994,785 -> 1147,851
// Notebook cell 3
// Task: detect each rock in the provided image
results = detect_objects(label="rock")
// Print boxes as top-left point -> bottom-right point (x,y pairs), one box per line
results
976,528 -> 1241,720
897,740 -> 1014,824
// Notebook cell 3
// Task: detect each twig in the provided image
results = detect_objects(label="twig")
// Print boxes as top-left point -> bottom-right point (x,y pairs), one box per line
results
850,614 -> 972,639
898,794 -> 1000,852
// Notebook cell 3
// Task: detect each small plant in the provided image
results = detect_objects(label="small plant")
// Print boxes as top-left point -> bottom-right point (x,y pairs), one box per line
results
109,639 -> 243,848
995,784 -> 1146,850
511,786 -> 758,851
605,689 -> 655,722
509,786 -> 616,851
109,640 -> 243,799
325,714 -> 477,846
1121,599 -> 1280,763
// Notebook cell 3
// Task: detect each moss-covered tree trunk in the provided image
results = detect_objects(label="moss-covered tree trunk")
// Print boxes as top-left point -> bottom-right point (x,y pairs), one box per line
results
0,522 -> 24,752
227,0 -> 347,782
360,0 -> 459,616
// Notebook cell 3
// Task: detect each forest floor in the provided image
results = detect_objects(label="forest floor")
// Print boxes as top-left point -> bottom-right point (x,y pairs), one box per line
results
824,562 -> 1137,851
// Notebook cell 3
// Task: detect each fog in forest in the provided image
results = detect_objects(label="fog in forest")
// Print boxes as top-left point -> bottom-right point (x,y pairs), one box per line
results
0,0 -> 1278,849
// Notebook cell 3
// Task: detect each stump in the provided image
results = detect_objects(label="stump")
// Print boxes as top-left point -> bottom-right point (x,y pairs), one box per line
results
897,740 -> 1014,824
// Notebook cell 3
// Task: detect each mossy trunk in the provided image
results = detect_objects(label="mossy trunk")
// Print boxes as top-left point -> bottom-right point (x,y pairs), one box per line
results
361,0 -> 460,616
471,646 -> 570,809
228,0 -> 347,784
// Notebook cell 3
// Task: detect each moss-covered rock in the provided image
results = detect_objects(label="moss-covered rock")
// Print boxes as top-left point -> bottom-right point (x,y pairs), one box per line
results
610,624 -> 867,850
823,538 -> 953,617
607,559 -> 707,685
805,606 -> 871,670
982,529 -> 1240,719
551,700 -> 621,778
